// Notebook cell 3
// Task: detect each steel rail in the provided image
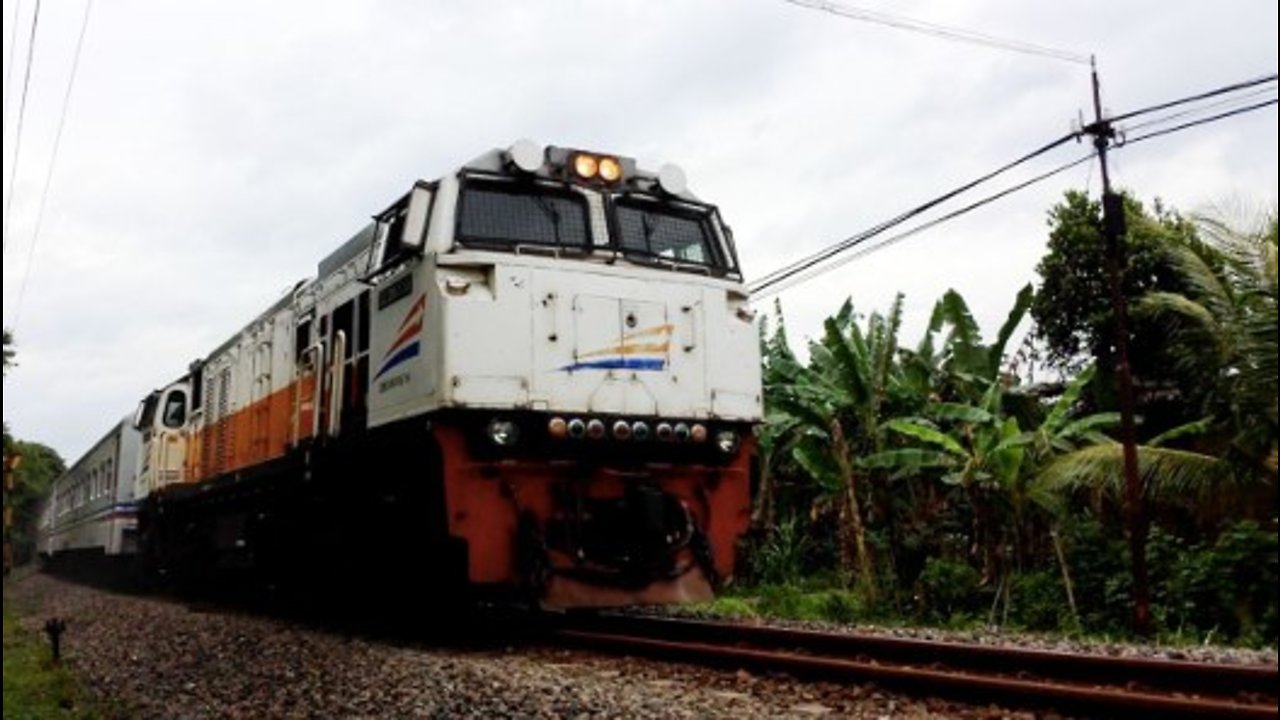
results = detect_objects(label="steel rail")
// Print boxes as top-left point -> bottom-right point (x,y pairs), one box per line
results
546,614 -> 1277,719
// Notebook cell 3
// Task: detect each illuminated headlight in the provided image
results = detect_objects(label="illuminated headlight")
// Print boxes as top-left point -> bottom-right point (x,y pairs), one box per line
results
714,429 -> 740,454
487,418 -> 520,447
631,421 -> 650,441
598,156 -> 622,183
573,153 -> 599,179
587,418 -> 606,440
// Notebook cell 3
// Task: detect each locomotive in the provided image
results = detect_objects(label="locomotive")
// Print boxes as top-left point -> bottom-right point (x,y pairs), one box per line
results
38,142 -> 763,609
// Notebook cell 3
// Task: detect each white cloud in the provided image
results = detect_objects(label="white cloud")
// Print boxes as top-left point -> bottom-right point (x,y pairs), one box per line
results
2,0 -> 1276,459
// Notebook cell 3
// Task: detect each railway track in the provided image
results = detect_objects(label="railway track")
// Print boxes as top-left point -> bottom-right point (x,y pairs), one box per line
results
545,614 -> 1278,719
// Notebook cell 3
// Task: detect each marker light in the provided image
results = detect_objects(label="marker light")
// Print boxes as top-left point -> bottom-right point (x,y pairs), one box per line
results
673,423 -> 690,442
612,420 -> 632,440
655,423 -> 673,441
548,417 -> 568,440
567,418 -> 586,439
598,156 -> 622,183
587,418 -> 606,439
573,153 -> 599,179
690,424 -> 708,443
631,421 -> 651,441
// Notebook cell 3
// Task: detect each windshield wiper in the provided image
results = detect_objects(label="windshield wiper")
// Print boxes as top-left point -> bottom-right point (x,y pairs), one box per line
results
532,195 -> 563,245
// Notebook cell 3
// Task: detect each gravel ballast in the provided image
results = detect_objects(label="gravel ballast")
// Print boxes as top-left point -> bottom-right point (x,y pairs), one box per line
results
6,573 -> 1006,719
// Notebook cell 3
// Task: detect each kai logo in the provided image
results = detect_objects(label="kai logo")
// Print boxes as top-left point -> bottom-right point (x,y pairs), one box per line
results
561,323 -> 672,372
375,294 -> 424,382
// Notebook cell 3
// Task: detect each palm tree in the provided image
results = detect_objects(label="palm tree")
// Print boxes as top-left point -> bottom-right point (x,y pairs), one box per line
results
1134,208 -> 1277,482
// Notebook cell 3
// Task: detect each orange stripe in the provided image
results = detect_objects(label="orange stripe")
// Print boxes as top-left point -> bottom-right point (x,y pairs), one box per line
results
622,323 -> 673,341
578,341 -> 670,360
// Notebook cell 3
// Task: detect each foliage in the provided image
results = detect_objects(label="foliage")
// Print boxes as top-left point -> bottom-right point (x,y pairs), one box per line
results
1134,206 -> 1278,480
738,516 -> 813,587
1031,190 -> 1198,375
2,606 -> 104,719
2,328 -> 12,376
915,558 -> 985,623
6,441 -> 66,565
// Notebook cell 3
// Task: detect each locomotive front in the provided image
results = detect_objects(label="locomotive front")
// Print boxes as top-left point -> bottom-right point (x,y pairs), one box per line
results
368,142 -> 762,607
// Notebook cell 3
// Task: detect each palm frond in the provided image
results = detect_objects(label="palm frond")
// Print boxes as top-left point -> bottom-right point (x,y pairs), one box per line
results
1037,442 -> 1241,502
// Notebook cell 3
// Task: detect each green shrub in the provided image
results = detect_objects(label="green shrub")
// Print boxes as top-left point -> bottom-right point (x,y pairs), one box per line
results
916,557 -> 983,622
742,516 -> 813,586
1150,520 -> 1278,644
1008,571 -> 1067,631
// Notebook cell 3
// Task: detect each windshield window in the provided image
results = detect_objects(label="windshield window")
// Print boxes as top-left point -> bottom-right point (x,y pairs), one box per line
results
615,200 -> 725,269
458,183 -> 590,248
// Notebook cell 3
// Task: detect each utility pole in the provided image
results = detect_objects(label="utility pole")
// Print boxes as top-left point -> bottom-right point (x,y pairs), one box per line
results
1083,56 -> 1151,636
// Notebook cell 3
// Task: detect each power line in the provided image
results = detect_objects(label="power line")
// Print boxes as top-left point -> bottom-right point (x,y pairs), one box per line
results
752,154 -> 1093,300
1122,98 -> 1277,147
783,0 -> 1091,65
2,0 -> 23,128
9,0 -> 94,333
1104,73 -> 1276,125
747,72 -> 1280,298
2,0 -> 41,256
748,131 -> 1077,294
1122,86 -> 1277,134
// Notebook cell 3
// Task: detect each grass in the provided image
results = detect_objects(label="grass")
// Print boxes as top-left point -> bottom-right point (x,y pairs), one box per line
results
2,602 -> 101,720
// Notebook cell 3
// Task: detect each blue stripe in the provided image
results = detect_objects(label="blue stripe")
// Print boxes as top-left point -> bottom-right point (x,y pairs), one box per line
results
375,341 -> 421,380
561,357 -> 667,372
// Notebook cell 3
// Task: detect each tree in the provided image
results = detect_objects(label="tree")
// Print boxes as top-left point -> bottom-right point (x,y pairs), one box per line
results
6,441 -> 64,565
2,328 -> 12,376
1136,206 -> 1278,482
1031,191 -> 1199,406
767,294 -> 910,599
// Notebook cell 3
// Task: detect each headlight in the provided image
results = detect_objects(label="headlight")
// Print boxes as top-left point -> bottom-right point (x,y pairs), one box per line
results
714,429 -> 740,454
598,156 -> 622,182
573,153 -> 598,179
486,418 -> 520,447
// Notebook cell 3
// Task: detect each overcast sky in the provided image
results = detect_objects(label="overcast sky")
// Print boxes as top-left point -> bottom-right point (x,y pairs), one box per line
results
2,0 -> 1276,461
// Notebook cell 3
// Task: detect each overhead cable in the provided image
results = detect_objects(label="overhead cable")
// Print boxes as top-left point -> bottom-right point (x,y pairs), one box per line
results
748,131 -> 1077,295
752,154 -> 1093,300
9,0 -> 94,332
2,0 -> 23,129
1104,73 -> 1277,125
2,0 -> 41,256
1122,98 -> 1277,147
782,0 -> 1091,65
749,78 -> 1278,300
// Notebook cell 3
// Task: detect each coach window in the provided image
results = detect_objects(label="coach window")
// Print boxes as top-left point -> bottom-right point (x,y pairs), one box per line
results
162,389 -> 188,429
